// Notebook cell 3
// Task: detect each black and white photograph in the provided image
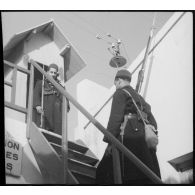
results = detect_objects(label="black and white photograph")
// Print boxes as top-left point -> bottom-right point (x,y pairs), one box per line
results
2,10 -> 193,186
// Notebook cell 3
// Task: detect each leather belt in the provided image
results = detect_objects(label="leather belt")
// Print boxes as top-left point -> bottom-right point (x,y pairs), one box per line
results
44,91 -> 57,95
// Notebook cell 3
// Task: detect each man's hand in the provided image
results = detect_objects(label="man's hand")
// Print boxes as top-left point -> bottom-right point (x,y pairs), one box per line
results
145,124 -> 157,133
36,106 -> 44,114
105,145 -> 112,156
59,80 -> 65,88
146,124 -> 155,131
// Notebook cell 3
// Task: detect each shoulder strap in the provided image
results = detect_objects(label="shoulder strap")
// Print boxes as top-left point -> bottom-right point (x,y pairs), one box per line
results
122,89 -> 146,126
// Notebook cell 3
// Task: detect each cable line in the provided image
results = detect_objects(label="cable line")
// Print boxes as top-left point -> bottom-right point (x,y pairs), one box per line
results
60,13 -> 97,37
72,12 -> 109,36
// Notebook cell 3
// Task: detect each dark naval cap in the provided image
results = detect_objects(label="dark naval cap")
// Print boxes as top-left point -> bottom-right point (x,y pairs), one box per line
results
115,69 -> 132,82
48,63 -> 59,72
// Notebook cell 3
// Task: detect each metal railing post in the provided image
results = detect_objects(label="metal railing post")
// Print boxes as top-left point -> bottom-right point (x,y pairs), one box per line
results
112,145 -> 122,184
26,64 -> 34,139
61,96 -> 68,183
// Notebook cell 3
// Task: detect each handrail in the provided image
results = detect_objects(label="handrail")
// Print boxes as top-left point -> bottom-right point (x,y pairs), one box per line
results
4,60 -> 31,75
30,59 -> 162,184
26,64 -> 34,139
61,96 -> 68,183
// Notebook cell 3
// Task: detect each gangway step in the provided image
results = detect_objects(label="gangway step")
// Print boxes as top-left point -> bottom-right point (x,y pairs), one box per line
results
41,130 -> 88,154
71,170 -> 96,184
50,142 -> 98,166
68,158 -> 96,179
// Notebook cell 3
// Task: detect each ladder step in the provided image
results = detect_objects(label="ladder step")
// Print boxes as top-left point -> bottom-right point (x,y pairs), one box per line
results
68,141 -> 88,154
71,170 -> 96,184
42,131 -> 88,154
68,159 -> 96,178
50,142 -> 98,166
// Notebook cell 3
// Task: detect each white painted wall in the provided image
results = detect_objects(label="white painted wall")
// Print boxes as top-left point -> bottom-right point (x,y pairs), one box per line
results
75,79 -> 113,158
78,12 -> 193,181
5,117 -> 43,184
135,12 -> 193,181
24,32 -> 64,72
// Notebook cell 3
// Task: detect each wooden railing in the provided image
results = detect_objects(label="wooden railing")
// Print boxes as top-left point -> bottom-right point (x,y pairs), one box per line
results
29,59 -> 162,184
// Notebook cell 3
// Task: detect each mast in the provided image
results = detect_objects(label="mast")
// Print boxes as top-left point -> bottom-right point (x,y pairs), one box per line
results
135,13 -> 156,94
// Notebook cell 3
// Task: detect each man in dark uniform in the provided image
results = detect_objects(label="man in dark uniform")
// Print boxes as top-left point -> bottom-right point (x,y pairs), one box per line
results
33,63 -> 70,135
96,69 -> 161,184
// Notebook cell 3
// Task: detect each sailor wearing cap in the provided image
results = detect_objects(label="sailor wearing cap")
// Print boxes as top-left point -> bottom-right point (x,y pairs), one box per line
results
96,69 -> 161,184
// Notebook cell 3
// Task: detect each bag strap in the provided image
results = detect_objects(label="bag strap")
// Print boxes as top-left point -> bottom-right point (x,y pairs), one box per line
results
122,89 -> 147,126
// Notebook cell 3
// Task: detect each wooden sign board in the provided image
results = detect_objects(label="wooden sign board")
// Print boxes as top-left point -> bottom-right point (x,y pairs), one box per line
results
5,138 -> 23,177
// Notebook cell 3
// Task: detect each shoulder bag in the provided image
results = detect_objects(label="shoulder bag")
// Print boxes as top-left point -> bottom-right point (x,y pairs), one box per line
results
122,89 -> 158,150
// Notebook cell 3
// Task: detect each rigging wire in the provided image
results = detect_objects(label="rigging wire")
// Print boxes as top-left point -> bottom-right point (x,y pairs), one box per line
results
60,13 -> 97,38
66,12 -> 131,64
61,13 -> 114,49
59,13 -> 111,63
78,48 -> 109,62
71,12 -> 109,36
72,13 -> 124,47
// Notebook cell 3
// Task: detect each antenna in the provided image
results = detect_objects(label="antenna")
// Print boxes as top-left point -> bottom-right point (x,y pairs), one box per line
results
96,34 -> 112,45
96,33 -> 127,68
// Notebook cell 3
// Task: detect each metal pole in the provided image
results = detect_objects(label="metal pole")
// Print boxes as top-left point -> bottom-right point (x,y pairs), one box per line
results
112,145 -> 122,184
84,94 -> 113,129
143,55 -> 154,99
40,66 -> 45,128
61,96 -> 68,183
30,59 -> 163,184
135,13 -> 156,93
26,64 -> 34,139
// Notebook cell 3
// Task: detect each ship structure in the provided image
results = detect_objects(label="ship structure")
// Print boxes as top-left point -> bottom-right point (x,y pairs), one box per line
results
4,12 -> 193,184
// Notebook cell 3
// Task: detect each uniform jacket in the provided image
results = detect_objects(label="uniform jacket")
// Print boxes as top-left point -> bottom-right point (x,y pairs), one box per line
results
96,85 -> 161,184
33,79 -> 70,134
103,85 -> 157,143
33,79 -> 70,111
